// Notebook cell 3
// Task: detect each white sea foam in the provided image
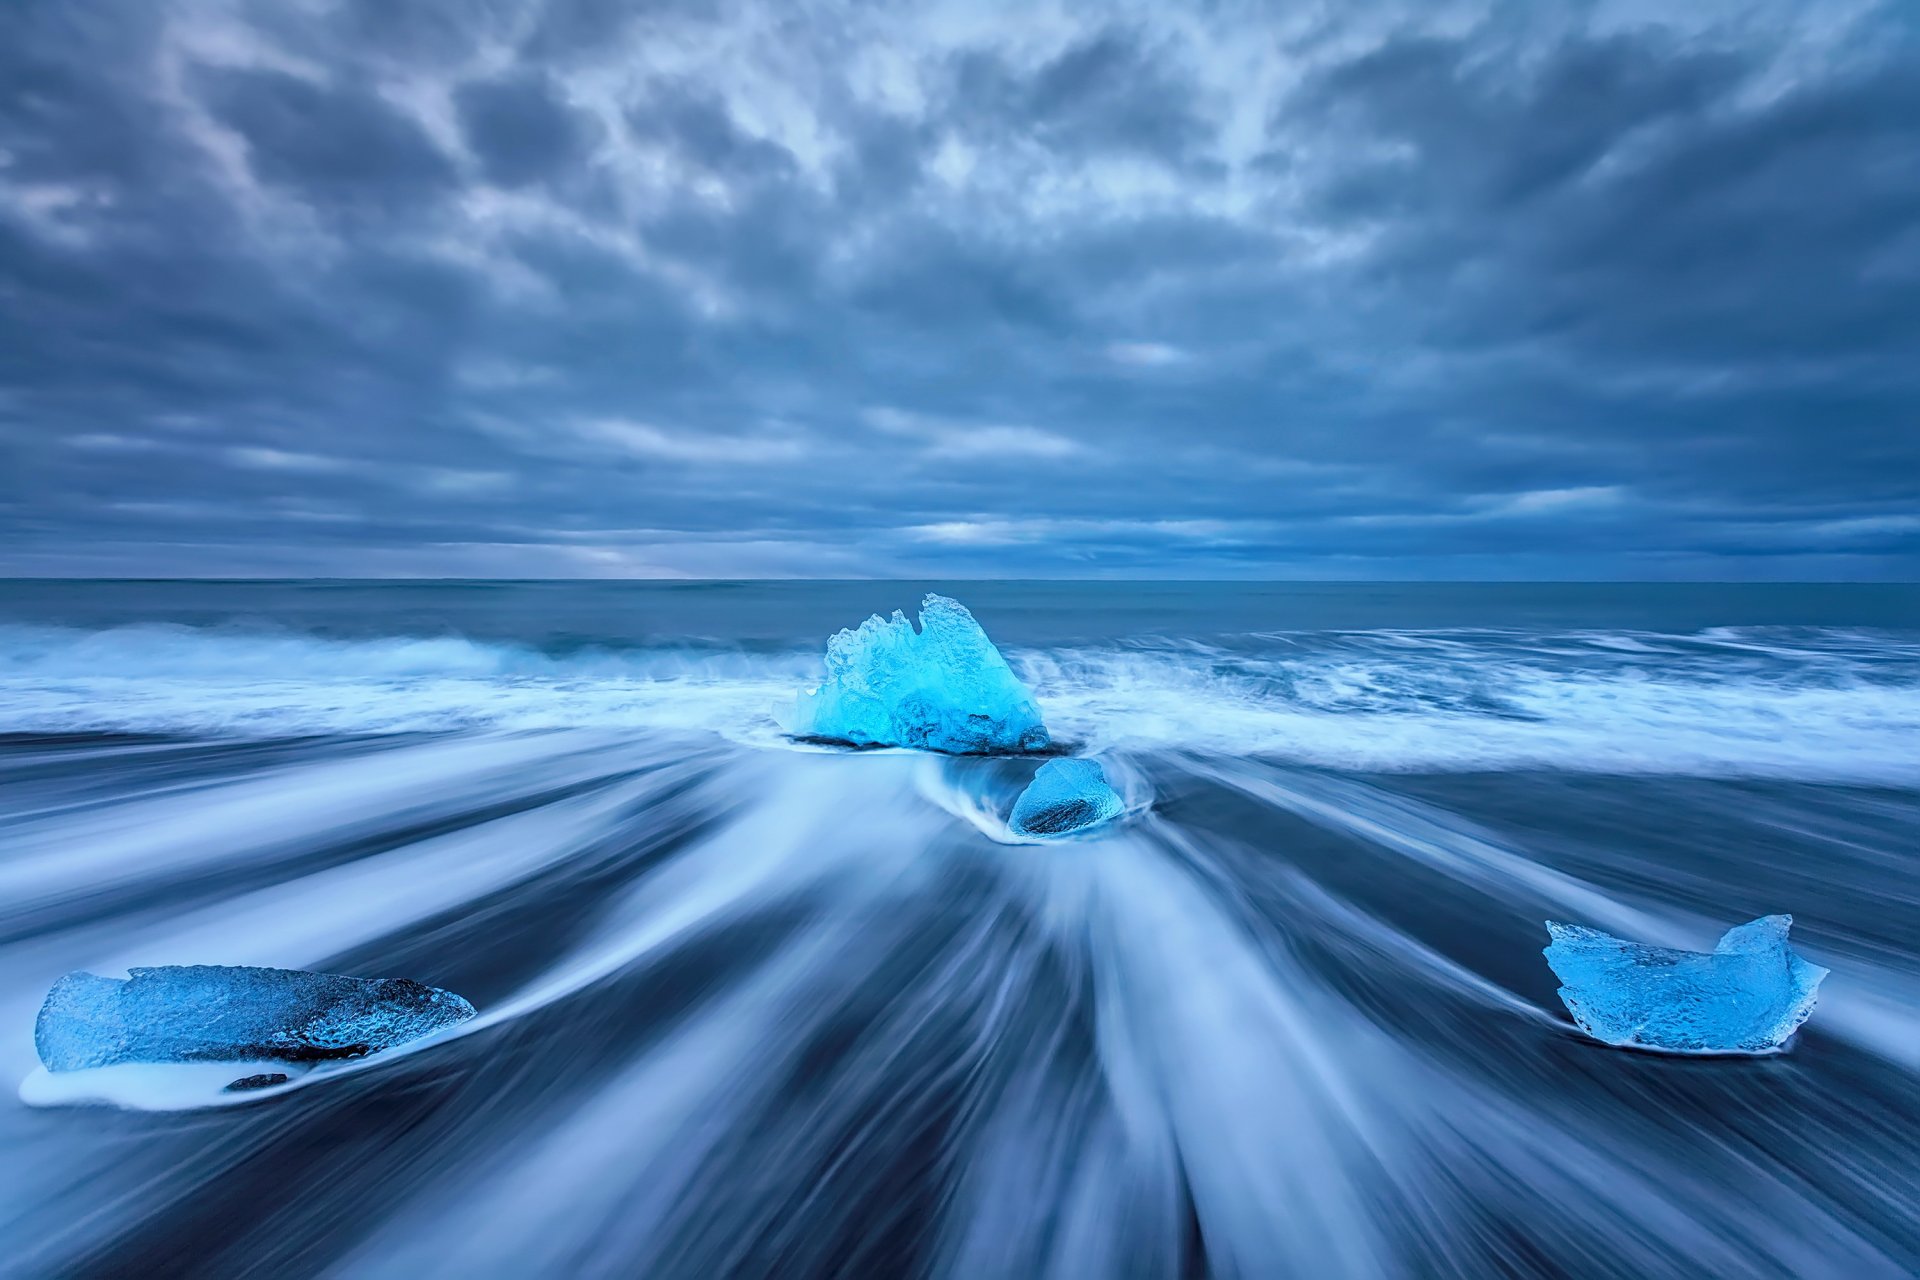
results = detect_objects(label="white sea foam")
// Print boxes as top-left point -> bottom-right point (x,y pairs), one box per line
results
0,720 -> 1912,1273
2,622 -> 1917,781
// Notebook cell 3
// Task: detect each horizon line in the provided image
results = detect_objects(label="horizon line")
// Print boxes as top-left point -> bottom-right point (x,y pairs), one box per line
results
4,576 -> 1917,587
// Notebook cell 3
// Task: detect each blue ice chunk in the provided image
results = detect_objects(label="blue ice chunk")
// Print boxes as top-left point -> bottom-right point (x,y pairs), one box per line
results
34,965 -> 477,1072
1542,915 -> 1826,1055
782,594 -> 1049,754
1010,758 -> 1125,837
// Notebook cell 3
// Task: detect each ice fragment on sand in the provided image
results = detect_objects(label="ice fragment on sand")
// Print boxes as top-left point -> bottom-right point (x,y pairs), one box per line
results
782,594 -> 1049,753
1010,758 -> 1125,837
1542,915 -> 1826,1054
35,965 -> 476,1072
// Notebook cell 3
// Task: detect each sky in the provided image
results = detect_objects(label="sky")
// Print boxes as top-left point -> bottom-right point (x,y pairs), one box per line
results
2,0 -> 1917,579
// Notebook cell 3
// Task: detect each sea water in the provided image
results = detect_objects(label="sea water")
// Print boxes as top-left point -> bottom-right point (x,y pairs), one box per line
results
0,579 -> 1915,1276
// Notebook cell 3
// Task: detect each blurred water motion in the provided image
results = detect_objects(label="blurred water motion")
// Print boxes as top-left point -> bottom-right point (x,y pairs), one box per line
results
0,581 -> 1915,1277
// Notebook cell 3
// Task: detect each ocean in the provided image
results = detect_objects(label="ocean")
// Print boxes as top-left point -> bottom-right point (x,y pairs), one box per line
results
0,580 -> 1915,1277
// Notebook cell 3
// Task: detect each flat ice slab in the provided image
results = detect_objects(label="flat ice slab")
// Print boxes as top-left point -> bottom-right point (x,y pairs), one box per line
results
1010,758 -> 1125,837
1543,915 -> 1826,1055
781,594 -> 1049,754
35,965 -> 477,1073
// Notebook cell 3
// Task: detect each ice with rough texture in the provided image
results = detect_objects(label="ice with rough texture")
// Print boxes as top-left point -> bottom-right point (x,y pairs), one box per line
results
1543,915 -> 1827,1054
782,594 -> 1049,753
1010,758 -> 1125,837
35,965 -> 477,1072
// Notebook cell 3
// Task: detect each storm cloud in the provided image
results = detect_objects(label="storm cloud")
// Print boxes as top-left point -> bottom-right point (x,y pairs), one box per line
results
2,0 -> 1916,577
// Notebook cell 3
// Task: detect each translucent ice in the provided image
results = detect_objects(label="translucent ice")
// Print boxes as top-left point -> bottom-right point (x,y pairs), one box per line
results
1543,915 -> 1827,1054
782,594 -> 1049,754
1010,758 -> 1125,837
35,965 -> 477,1072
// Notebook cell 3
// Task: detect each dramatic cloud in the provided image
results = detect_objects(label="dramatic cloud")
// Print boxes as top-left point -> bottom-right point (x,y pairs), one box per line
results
2,0 -> 1916,577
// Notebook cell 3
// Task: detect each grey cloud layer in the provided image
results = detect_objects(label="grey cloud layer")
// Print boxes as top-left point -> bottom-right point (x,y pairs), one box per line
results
2,0 -> 1916,577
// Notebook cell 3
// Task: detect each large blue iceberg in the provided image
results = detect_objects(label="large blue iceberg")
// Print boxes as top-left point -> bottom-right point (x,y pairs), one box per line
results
1010,758 -> 1126,837
1543,915 -> 1826,1055
35,965 -> 477,1072
781,594 -> 1049,754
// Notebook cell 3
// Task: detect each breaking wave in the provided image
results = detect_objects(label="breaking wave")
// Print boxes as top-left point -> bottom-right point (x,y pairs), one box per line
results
2,621 -> 1917,781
